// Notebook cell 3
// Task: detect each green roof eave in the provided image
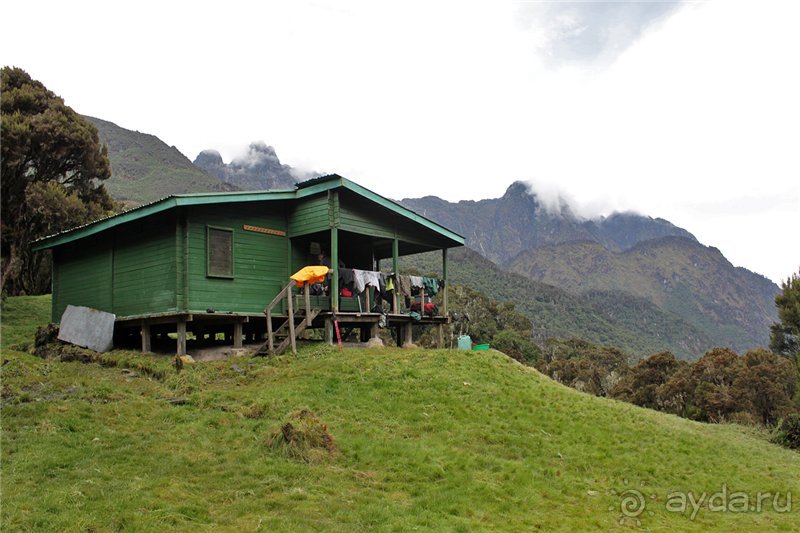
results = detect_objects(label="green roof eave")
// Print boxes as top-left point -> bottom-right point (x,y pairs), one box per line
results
295,175 -> 464,245
31,174 -> 465,251
31,190 -> 296,251
340,178 -> 465,246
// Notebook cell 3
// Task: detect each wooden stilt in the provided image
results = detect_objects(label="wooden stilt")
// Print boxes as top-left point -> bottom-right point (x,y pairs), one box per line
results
233,321 -> 243,348
324,318 -> 334,345
141,321 -> 151,353
177,319 -> 187,356
402,322 -> 413,348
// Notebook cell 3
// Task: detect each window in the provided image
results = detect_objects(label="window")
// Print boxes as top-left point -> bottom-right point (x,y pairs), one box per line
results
207,226 -> 234,278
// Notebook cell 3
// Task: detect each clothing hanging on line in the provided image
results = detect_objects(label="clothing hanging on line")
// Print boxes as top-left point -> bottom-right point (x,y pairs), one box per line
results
352,269 -> 381,293
338,268 -> 354,289
422,276 -> 439,296
397,274 -> 412,297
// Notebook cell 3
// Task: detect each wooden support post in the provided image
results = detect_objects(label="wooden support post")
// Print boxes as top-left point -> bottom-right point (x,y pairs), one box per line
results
368,322 -> 383,347
365,286 -> 371,312
141,321 -> 151,353
287,287 -> 297,354
402,322 -> 414,348
233,321 -> 243,348
392,276 -> 399,313
392,238 -> 399,313
304,283 -> 312,327
437,323 -> 444,349
177,319 -> 187,356
324,318 -> 334,345
266,309 -> 274,353
442,248 -> 448,316
331,227 -> 339,312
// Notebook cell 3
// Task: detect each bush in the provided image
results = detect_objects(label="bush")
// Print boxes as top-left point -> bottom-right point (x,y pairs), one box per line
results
492,329 -> 541,364
266,409 -> 337,462
772,413 -> 800,450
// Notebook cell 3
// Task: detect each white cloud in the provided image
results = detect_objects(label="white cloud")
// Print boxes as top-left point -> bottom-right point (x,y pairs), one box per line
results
515,0 -> 683,66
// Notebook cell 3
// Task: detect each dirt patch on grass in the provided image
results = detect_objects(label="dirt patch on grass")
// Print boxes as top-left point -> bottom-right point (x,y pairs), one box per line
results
266,409 -> 337,463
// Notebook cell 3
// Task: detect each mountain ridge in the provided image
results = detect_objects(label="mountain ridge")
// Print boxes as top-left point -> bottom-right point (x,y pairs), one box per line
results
508,235 -> 778,352
401,183 -> 779,354
85,116 -> 238,205
193,142 -> 301,191
401,181 -> 698,265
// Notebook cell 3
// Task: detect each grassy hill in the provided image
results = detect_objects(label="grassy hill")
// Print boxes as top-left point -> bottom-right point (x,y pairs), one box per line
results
401,247 -> 712,359
2,295 -> 798,530
86,116 -> 236,205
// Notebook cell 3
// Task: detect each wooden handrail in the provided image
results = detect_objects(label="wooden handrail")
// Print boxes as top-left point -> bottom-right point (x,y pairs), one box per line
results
265,280 -> 296,314
265,280 -> 297,354
304,283 -> 312,327
287,285 -> 296,353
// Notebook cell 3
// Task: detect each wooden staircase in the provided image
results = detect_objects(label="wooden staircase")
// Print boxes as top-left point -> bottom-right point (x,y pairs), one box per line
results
255,280 -> 321,356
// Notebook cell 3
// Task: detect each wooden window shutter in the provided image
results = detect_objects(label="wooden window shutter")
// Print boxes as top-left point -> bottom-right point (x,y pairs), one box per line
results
207,226 -> 234,278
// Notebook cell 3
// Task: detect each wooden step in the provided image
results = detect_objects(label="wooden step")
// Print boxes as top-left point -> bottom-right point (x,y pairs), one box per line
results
254,308 -> 322,356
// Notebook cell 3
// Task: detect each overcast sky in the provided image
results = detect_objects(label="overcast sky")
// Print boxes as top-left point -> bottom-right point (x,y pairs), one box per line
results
2,0 -> 798,283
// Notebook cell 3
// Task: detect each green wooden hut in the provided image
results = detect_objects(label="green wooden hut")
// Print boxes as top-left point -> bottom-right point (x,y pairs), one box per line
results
33,175 -> 465,355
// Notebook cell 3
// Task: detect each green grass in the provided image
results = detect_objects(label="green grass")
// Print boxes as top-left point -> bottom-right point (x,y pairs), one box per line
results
1,295 -> 52,348
2,295 -> 799,530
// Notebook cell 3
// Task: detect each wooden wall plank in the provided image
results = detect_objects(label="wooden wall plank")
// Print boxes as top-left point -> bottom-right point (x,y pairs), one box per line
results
186,202 -> 289,314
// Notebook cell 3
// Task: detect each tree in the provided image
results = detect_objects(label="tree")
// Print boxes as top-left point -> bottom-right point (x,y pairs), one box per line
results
733,348 -> 796,426
684,348 -> 743,423
770,270 -> 800,392
539,338 -> 629,397
1,67 -> 114,295
656,363 -> 698,418
492,329 -> 541,365
610,351 -> 682,408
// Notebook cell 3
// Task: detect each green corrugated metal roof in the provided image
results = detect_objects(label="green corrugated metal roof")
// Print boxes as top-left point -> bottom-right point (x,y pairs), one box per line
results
32,174 -> 465,250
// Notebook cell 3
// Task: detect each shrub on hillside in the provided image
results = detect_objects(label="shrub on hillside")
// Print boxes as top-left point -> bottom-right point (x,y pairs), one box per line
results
491,329 -> 541,364
538,338 -> 629,397
266,409 -> 337,463
610,351 -> 682,408
609,347 -> 797,428
734,348 -> 797,426
772,413 -> 800,450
